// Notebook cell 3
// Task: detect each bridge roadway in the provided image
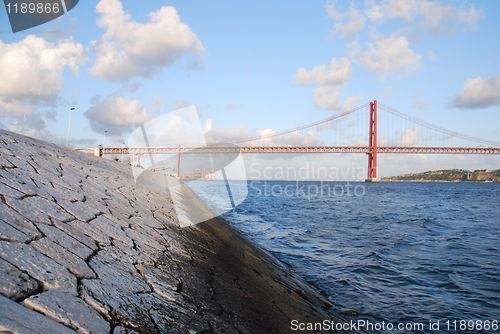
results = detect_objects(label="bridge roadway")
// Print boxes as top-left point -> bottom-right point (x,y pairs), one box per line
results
100,146 -> 500,155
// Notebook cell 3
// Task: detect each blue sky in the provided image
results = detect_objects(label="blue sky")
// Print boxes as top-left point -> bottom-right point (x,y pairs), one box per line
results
0,0 -> 499,178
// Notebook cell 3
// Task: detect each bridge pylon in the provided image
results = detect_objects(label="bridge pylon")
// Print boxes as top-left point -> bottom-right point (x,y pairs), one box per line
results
367,100 -> 378,181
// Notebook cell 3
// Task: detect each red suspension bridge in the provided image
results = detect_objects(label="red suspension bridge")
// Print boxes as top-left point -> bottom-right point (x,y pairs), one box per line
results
96,101 -> 500,180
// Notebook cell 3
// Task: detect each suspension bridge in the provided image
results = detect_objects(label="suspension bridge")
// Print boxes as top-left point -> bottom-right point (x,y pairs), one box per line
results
95,101 -> 500,180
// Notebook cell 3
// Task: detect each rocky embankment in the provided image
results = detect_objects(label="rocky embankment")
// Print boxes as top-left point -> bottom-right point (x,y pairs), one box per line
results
381,169 -> 500,182
0,129 -> 356,333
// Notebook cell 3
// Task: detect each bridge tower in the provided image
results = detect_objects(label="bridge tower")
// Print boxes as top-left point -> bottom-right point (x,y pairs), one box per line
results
367,100 -> 378,180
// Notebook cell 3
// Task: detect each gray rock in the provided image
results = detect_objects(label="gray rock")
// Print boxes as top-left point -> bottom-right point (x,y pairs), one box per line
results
0,201 -> 41,241
148,297 -> 211,334
52,220 -> 99,252
0,241 -> 77,293
113,327 -> 142,334
0,258 -> 38,301
57,198 -> 100,222
0,168 -> 38,196
0,154 -> 16,169
80,197 -> 110,217
0,294 -> 76,333
0,219 -> 30,243
100,197 -> 135,221
30,238 -> 95,279
36,223 -> 94,260
0,181 -> 25,199
5,196 -> 73,225
142,264 -> 181,302
110,239 -> 156,266
80,248 -> 152,314
49,184 -> 86,204
29,155 -> 64,178
22,290 -> 109,334
79,284 -> 153,332
125,225 -> 165,250
6,166 -> 55,199
89,215 -> 133,246
68,220 -> 111,246
128,215 -> 164,229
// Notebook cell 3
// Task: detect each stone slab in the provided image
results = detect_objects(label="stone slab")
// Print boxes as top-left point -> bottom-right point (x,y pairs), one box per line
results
89,215 -> 133,246
52,221 -> 99,252
30,238 -> 95,279
0,202 -> 41,241
68,220 -> 111,246
5,196 -> 73,225
0,241 -> 77,293
0,181 -> 25,199
0,294 -> 76,334
0,219 -> 30,243
57,198 -> 100,223
0,258 -> 38,301
36,223 -> 94,260
22,289 -> 109,334
113,327 -> 142,334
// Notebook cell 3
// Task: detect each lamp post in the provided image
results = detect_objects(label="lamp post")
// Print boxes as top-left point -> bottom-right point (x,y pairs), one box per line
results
67,107 -> 75,147
103,131 -> 107,153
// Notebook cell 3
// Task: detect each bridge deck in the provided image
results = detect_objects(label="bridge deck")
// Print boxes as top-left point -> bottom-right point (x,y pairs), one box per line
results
101,146 -> 500,155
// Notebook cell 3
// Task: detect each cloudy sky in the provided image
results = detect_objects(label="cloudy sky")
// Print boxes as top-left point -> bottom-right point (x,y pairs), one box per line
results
0,0 -> 499,178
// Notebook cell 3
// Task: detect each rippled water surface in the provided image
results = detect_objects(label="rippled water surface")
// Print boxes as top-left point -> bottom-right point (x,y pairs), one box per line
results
187,181 -> 500,333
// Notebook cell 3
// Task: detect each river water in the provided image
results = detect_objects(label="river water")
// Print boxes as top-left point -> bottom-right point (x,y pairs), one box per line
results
186,180 -> 500,333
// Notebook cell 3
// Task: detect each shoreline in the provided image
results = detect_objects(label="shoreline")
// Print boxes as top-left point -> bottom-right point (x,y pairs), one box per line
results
137,167 -> 357,332
0,129 -> 360,333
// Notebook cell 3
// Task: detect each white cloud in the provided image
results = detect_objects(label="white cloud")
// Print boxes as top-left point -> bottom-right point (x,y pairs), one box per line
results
170,98 -> 207,120
294,57 -> 360,111
327,1 -> 366,37
90,0 -> 204,81
0,35 -> 88,117
312,86 -> 363,111
401,126 -> 419,146
452,75 -> 500,109
426,50 -> 438,61
149,94 -> 164,118
0,35 -> 87,143
294,57 -> 351,86
202,120 -> 320,146
412,93 -> 427,111
348,34 -> 421,77
365,0 -> 482,33
84,93 -> 150,135
379,126 -> 419,146
72,138 -> 98,146
251,128 -> 319,146
174,98 -> 191,111
6,111 -> 67,144
202,118 -> 213,134
202,120 -> 251,143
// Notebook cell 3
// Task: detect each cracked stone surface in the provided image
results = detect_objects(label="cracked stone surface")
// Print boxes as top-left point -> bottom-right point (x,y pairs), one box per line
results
30,238 -> 95,279
0,241 -> 77,292
0,294 -> 77,333
22,290 -> 109,334
0,258 -> 38,301
0,129 -> 359,333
